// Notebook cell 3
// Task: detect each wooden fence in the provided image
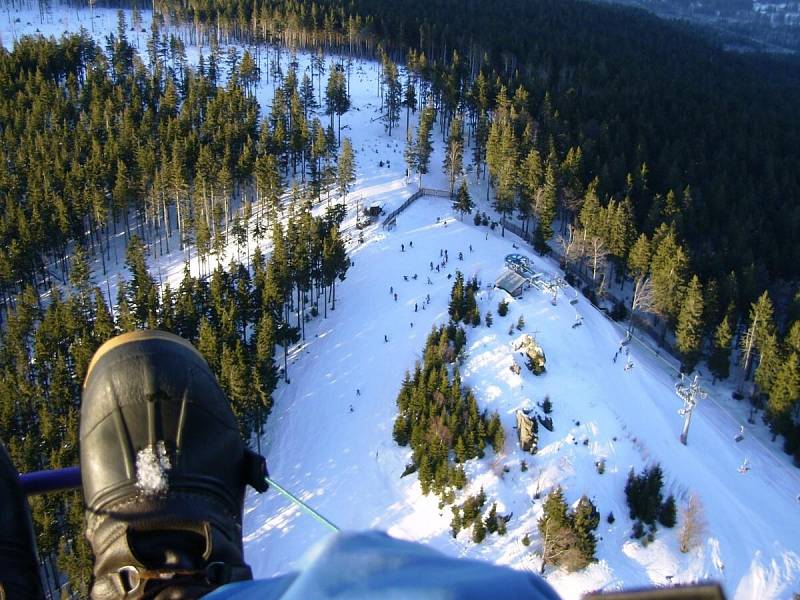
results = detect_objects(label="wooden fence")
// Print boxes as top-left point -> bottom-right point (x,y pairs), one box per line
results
382,187 -> 452,229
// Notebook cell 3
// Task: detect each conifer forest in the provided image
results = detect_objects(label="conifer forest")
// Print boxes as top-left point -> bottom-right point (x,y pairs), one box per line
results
1,0 -> 800,597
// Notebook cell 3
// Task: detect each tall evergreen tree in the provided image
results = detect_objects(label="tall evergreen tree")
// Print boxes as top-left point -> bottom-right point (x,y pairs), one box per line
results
534,162 -> 557,252
337,137 -> 356,202
709,315 -> 733,380
453,180 -> 473,220
414,104 -> 435,187
675,275 -> 705,372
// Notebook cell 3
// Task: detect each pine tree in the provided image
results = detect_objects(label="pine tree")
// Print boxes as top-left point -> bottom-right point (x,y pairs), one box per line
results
383,59 -> 402,135
453,180 -> 473,220
538,486 -> 572,572
325,67 -> 350,144
535,162 -> 557,252
489,413 -> 504,452
750,291 -> 777,352
767,352 -> 799,434
571,496 -> 599,567
519,148 -> 544,232
709,315 -> 733,380
337,137 -> 356,201
403,79 -> 416,135
755,333 -> 782,398
451,506 -> 462,538
658,495 -> 677,528
649,226 -> 688,325
498,299 -> 509,317
414,105 -> 435,187
472,515 -> 487,543
675,275 -> 705,372
627,233 -> 651,280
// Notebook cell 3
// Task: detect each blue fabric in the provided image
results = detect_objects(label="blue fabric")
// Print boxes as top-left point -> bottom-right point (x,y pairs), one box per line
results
206,531 -> 560,599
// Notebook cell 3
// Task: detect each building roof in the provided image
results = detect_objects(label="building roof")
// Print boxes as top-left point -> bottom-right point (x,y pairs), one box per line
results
495,269 -> 527,296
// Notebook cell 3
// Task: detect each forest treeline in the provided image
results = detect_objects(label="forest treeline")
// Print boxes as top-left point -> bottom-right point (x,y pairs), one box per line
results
0,11 -> 356,306
0,195 -> 349,594
153,0 -> 800,280
0,21 -> 353,594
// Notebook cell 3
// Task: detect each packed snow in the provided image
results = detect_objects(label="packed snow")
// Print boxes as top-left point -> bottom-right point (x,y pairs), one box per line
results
4,3 -> 800,598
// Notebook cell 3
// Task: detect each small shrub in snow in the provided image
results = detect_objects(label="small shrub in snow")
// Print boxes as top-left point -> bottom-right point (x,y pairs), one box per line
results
517,315 -> 526,330
631,520 -> 645,539
610,301 -> 627,322
450,507 -> 462,538
522,533 -> 531,546
595,459 -> 606,475
485,503 -> 499,533
542,396 -> 552,414
659,495 -> 677,528
498,299 -> 509,316
539,487 -> 599,571
498,518 -> 508,535
472,518 -> 487,543
521,460 -> 528,472
625,464 -> 664,525
485,311 -> 493,328
607,512 -> 615,524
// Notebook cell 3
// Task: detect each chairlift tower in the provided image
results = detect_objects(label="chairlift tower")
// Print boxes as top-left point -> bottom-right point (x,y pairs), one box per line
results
675,374 -> 706,445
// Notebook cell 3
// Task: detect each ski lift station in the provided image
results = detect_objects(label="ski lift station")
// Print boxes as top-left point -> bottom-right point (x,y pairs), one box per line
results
495,254 -> 540,297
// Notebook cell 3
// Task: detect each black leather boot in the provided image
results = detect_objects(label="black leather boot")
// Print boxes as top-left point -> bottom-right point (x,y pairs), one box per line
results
80,330 -> 267,599
0,441 -> 45,600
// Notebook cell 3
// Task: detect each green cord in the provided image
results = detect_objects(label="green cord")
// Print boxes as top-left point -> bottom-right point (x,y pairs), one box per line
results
264,476 -> 340,533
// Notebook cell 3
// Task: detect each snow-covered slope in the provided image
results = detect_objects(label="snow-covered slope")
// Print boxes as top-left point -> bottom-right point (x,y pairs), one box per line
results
243,196 -> 800,599
4,4 -> 800,598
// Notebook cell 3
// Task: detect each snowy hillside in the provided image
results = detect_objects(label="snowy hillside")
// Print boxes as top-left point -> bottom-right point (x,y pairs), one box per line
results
3,4 -> 800,599
243,194 -> 800,599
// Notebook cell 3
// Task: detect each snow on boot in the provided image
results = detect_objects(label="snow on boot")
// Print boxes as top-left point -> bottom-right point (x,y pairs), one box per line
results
0,441 -> 45,600
80,331 -> 267,600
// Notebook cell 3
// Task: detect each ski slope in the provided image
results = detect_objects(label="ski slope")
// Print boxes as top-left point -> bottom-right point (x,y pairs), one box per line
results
4,3 -> 800,598
242,193 -> 800,599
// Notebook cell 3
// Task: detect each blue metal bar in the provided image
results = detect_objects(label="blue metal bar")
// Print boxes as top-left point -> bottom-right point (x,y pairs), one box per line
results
19,466 -> 81,495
